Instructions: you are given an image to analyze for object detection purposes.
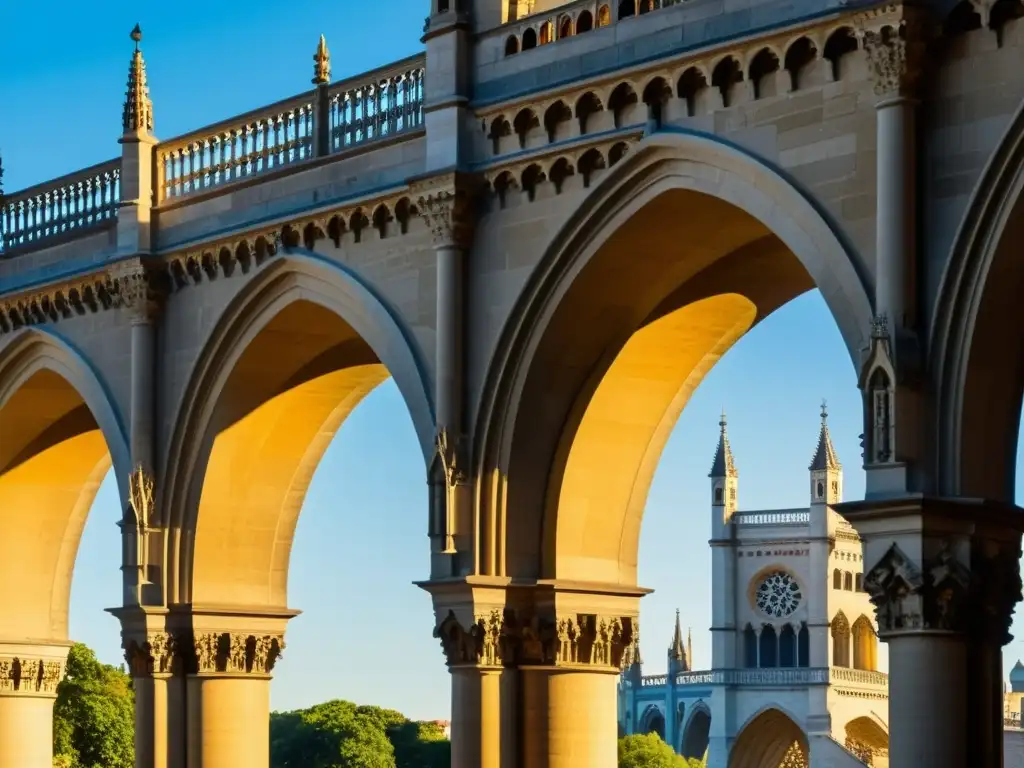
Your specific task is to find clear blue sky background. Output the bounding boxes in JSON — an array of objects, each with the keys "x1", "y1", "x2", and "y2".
[{"x1": 4, "y1": 0, "x2": 1024, "y2": 724}]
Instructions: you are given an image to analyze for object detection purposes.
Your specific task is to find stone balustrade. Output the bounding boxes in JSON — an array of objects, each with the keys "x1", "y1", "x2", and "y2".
[
  {"x1": 0, "y1": 159, "x2": 120, "y2": 255},
  {"x1": 156, "y1": 54, "x2": 425, "y2": 202},
  {"x1": 637, "y1": 666, "x2": 890, "y2": 687},
  {"x1": 156, "y1": 93, "x2": 318, "y2": 201},
  {"x1": 325, "y1": 56, "x2": 425, "y2": 153},
  {"x1": 732, "y1": 510, "x2": 810, "y2": 526}
]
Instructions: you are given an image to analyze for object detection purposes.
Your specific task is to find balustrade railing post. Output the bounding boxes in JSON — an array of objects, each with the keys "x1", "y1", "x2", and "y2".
[{"x1": 312, "y1": 35, "x2": 332, "y2": 158}]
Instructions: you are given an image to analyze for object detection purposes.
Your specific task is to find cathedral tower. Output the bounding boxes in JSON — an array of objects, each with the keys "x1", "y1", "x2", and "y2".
[
  {"x1": 809, "y1": 401, "x2": 842, "y2": 507},
  {"x1": 709, "y1": 411, "x2": 738, "y2": 539}
]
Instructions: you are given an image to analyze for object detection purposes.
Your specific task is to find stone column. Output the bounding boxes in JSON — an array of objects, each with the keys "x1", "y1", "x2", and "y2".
[
  {"x1": 858, "y1": 5, "x2": 930, "y2": 333},
  {"x1": 517, "y1": 612, "x2": 636, "y2": 768},
  {"x1": 122, "y1": 630, "x2": 183, "y2": 768},
  {"x1": 0, "y1": 643, "x2": 68, "y2": 768},
  {"x1": 841, "y1": 496, "x2": 1024, "y2": 768},
  {"x1": 185, "y1": 630, "x2": 285, "y2": 768},
  {"x1": 416, "y1": 176, "x2": 476, "y2": 570}
]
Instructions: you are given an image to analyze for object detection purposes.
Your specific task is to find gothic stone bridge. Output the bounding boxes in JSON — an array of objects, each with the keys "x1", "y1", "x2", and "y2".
[{"x1": 1, "y1": 0, "x2": 1024, "y2": 766}]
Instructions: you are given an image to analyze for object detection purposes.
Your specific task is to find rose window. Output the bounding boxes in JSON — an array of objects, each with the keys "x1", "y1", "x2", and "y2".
[{"x1": 755, "y1": 571, "x2": 802, "y2": 618}]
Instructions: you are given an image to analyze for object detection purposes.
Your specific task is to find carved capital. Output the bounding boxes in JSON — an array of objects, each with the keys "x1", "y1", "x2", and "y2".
[
  {"x1": 190, "y1": 632, "x2": 284, "y2": 675},
  {"x1": 863, "y1": 537, "x2": 1021, "y2": 641},
  {"x1": 123, "y1": 633, "x2": 179, "y2": 677},
  {"x1": 436, "y1": 610, "x2": 637, "y2": 669},
  {"x1": 0, "y1": 656, "x2": 66, "y2": 695},
  {"x1": 112, "y1": 266, "x2": 164, "y2": 323},
  {"x1": 416, "y1": 179, "x2": 478, "y2": 248},
  {"x1": 857, "y1": 4, "x2": 934, "y2": 100}
]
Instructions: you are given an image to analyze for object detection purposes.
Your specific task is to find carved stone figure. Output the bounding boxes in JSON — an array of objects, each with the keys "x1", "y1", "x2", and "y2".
[
  {"x1": 434, "y1": 429, "x2": 465, "y2": 555},
  {"x1": 863, "y1": 543, "x2": 924, "y2": 632}
]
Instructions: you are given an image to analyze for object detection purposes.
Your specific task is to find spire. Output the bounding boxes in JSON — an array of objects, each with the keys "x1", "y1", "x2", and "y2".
[
  {"x1": 313, "y1": 34, "x2": 331, "y2": 85},
  {"x1": 122, "y1": 25, "x2": 154, "y2": 137},
  {"x1": 687, "y1": 626, "x2": 693, "y2": 671},
  {"x1": 668, "y1": 609, "x2": 688, "y2": 669},
  {"x1": 708, "y1": 410, "x2": 737, "y2": 478},
  {"x1": 809, "y1": 400, "x2": 841, "y2": 472}
]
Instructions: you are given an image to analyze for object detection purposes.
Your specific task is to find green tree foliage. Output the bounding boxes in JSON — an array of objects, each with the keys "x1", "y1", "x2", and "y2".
[
  {"x1": 52, "y1": 643, "x2": 135, "y2": 768},
  {"x1": 618, "y1": 733, "x2": 702, "y2": 768},
  {"x1": 270, "y1": 700, "x2": 450, "y2": 768}
]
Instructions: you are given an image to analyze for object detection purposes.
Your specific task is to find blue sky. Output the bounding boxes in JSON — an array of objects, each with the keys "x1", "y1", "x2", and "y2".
[{"x1": 4, "y1": 0, "x2": 1024, "y2": 723}]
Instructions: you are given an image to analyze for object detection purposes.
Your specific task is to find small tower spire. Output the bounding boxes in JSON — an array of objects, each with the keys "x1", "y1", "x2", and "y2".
[
  {"x1": 709, "y1": 409, "x2": 737, "y2": 479},
  {"x1": 809, "y1": 400, "x2": 841, "y2": 472},
  {"x1": 312, "y1": 34, "x2": 331, "y2": 85},
  {"x1": 809, "y1": 400, "x2": 843, "y2": 504},
  {"x1": 687, "y1": 626, "x2": 693, "y2": 670},
  {"x1": 122, "y1": 24, "x2": 154, "y2": 137},
  {"x1": 668, "y1": 609, "x2": 690, "y2": 674}
]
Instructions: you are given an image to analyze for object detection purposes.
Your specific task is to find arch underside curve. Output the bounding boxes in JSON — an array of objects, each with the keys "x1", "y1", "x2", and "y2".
[
  {"x1": 163, "y1": 253, "x2": 434, "y2": 606},
  {"x1": 681, "y1": 702, "x2": 711, "y2": 759},
  {"x1": 0, "y1": 328, "x2": 130, "y2": 640},
  {"x1": 934, "y1": 97, "x2": 1024, "y2": 499},
  {"x1": 729, "y1": 708, "x2": 808, "y2": 768},
  {"x1": 477, "y1": 130, "x2": 873, "y2": 583}
]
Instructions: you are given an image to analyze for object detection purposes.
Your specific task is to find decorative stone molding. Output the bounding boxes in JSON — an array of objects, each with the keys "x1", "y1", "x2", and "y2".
[
  {"x1": 971, "y1": 538, "x2": 1023, "y2": 645},
  {"x1": 123, "y1": 633, "x2": 179, "y2": 677},
  {"x1": 434, "y1": 609, "x2": 636, "y2": 669},
  {"x1": 859, "y1": 314, "x2": 897, "y2": 466},
  {"x1": 0, "y1": 274, "x2": 121, "y2": 334},
  {"x1": 434, "y1": 428, "x2": 468, "y2": 554},
  {"x1": 189, "y1": 632, "x2": 284, "y2": 675},
  {"x1": 856, "y1": 4, "x2": 933, "y2": 100},
  {"x1": 415, "y1": 176, "x2": 479, "y2": 248},
  {"x1": 0, "y1": 656, "x2": 65, "y2": 695}
]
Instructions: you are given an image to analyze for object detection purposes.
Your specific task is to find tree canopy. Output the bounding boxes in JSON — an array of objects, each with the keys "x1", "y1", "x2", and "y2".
[
  {"x1": 618, "y1": 733, "x2": 704, "y2": 768},
  {"x1": 52, "y1": 643, "x2": 135, "y2": 768},
  {"x1": 270, "y1": 699, "x2": 450, "y2": 768}
]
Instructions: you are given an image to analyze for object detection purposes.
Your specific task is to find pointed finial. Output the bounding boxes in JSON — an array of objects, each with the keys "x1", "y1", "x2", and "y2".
[
  {"x1": 820, "y1": 399, "x2": 828, "y2": 423},
  {"x1": 122, "y1": 25, "x2": 154, "y2": 136},
  {"x1": 312, "y1": 34, "x2": 331, "y2": 85},
  {"x1": 719, "y1": 408, "x2": 727, "y2": 430}
]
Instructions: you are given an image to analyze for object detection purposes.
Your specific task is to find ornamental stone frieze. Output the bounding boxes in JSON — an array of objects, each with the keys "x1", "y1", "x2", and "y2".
[
  {"x1": 123, "y1": 633, "x2": 179, "y2": 677},
  {"x1": 862, "y1": 536, "x2": 1022, "y2": 641},
  {"x1": 434, "y1": 608, "x2": 636, "y2": 670},
  {"x1": 856, "y1": 3, "x2": 935, "y2": 100},
  {"x1": 0, "y1": 656, "x2": 65, "y2": 695},
  {"x1": 190, "y1": 632, "x2": 285, "y2": 676}
]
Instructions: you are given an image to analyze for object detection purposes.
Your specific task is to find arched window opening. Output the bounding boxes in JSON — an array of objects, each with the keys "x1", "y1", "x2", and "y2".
[
  {"x1": 798, "y1": 623, "x2": 810, "y2": 667},
  {"x1": 598, "y1": 4, "x2": 612, "y2": 25},
  {"x1": 558, "y1": 15, "x2": 573, "y2": 38},
  {"x1": 504, "y1": 35, "x2": 520, "y2": 56},
  {"x1": 852, "y1": 616, "x2": 877, "y2": 671},
  {"x1": 855, "y1": 573, "x2": 863, "y2": 591},
  {"x1": 618, "y1": 0, "x2": 636, "y2": 19},
  {"x1": 577, "y1": 10, "x2": 594, "y2": 32},
  {"x1": 823, "y1": 27, "x2": 858, "y2": 81},
  {"x1": 714, "y1": 486, "x2": 723, "y2": 503},
  {"x1": 784, "y1": 37, "x2": 817, "y2": 91},
  {"x1": 779, "y1": 624, "x2": 796, "y2": 667},
  {"x1": 832, "y1": 568, "x2": 842, "y2": 589},
  {"x1": 831, "y1": 612, "x2": 851, "y2": 667},
  {"x1": 743, "y1": 624, "x2": 758, "y2": 668},
  {"x1": 759, "y1": 624, "x2": 778, "y2": 668},
  {"x1": 539, "y1": 21, "x2": 554, "y2": 45},
  {"x1": 843, "y1": 571, "x2": 853, "y2": 591},
  {"x1": 522, "y1": 27, "x2": 538, "y2": 50}
]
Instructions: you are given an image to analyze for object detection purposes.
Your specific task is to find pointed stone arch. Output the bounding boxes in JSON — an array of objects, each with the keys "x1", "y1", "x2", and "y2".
[
  {"x1": 162, "y1": 252, "x2": 434, "y2": 606},
  {"x1": 0, "y1": 328, "x2": 131, "y2": 640},
  {"x1": 729, "y1": 706, "x2": 808, "y2": 768},
  {"x1": 831, "y1": 610, "x2": 851, "y2": 667},
  {"x1": 474, "y1": 130, "x2": 873, "y2": 582},
  {"x1": 639, "y1": 703, "x2": 666, "y2": 739},
  {"x1": 680, "y1": 699, "x2": 711, "y2": 759},
  {"x1": 933, "y1": 98, "x2": 1024, "y2": 499}
]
